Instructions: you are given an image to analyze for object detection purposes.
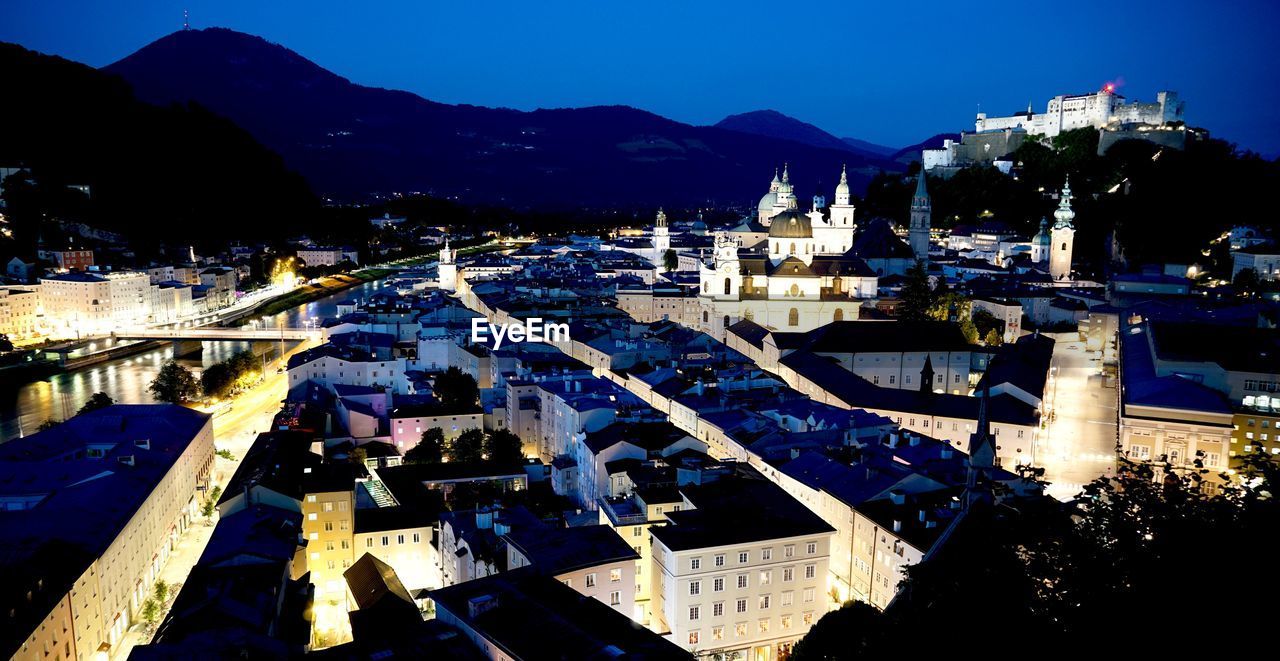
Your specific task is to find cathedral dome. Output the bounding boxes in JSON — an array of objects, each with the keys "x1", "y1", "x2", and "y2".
[
  {"x1": 768, "y1": 210, "x2": 813, "y2": 238},
  {"x1": 758, "y1": 191, "x2": 779, "y2": 213}
]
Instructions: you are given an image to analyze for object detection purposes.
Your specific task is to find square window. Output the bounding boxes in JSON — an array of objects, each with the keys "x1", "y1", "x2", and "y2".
[
  {"x1": 736, "y1": 598, "x2": 748, "y2": 613},
  {"x1": 611, "y1": 569, "x2": 622, "y2": 582}
]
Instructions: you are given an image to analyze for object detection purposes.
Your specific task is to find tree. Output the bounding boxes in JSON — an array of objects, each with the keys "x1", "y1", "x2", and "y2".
[
  {"x1": 37, "y1": 419, "x2": 59, "y2": 431},
  {"x1": 485, "y1": 428, "x2": 525, "y2": 464},
  {"x1": 971, "y1": 308, "x2": 1005, "y2": 345},
  {"x1": 405, "y1": 427, "x2": 445, "y2": 464},
  {"x1": 897, "y1": 261, "x2": 934, "y2": 322},
  {"x1": 663, "y1": 248, "x2": 678, "y2": 272},
  {"x1": 448, "y1": 428, "x2": 486, "y2": 464},
  {"x1": 77, "y1": 392, "x2": 114, "y2": 415},
  {"x1": 201, "y1": 362, "x2": 233, "y2": 399},
  {"x1": 150, "y1": 361, "x2": 199, "y2": 403},
  {"x1": 0, "y1": 333, "x2": 13, "y2": 353},
  {"x1": 202, "y1": 485, "x2": 222, "y2": 519},
  {"x1": 140, "y1": 598, "x2": 159, "y2": 626},
  {"x1": 1234, "y1": 267, "x2": 1260, "y2": 297},
  {"x1": 153, "y1": 579, "x2": 169, "y2": 604},
  {"x1": 433, "y1": 367, "x2": 479, "y2": 412},
  {"x1": 790, "y1": 601, "x2": 884, "y2": 660}
]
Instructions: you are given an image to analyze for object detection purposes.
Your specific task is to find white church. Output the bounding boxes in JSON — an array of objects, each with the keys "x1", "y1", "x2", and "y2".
[{"x1": 697, "y1": 166, "x2": 930, "y2": 340}]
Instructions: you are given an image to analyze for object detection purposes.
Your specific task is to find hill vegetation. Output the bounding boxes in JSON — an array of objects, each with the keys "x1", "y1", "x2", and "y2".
[{"x1": 0, "y1": 42, "x2": 319, "y2": 249}]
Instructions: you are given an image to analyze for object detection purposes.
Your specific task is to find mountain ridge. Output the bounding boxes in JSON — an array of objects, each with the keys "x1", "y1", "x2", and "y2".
[{"x1": 104, "y1": 28, "x2": 902, "y2": 207}]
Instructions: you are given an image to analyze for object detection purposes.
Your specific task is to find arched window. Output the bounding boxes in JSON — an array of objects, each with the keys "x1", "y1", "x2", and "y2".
[
  {"x1": 788, "y1": 308, "x2": 799, "y2": 326},
  {"x1": 1061, "y1": 242, "x2": 1067, "y2": 251},
  {"x1": 789, "y1": 284, "x2": 800, "y2": 297},
  {"x1": 702, "y1": 311, "x2": 709, "y2": 323},
  {"x1": 724, "y1": 277, "x2": 732, "y2": 295},
  {"x1": 790, "y1": 242, "x2": 796, "y2": 255},
  {"x1": 723, "y1": 315, "x2": 731, "y2": 329},
  {"x1": 833, "y1": 308, "x2": 844, "y2": 322},
  {"x1": 832, "y1": 276, "x2": 842, "y2": 294},
  {"x1": 703, "y1": 282, "x2": 708, "y2": 293}
]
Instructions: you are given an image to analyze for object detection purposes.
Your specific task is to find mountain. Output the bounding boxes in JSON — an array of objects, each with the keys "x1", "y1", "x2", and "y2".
[
  {"x1": 888, "y1": 132, "x2": 962, "y2": 165},
  {"x1": 840, "y1": 137, "x2": 897, "y2": 157},
  {"x1": 104, "y1": 29, "x2": 901, "y2": 208},
  {"x1": 713, "y1": 110, "x2": 899, "y2": 163},
  {"x1": 0, "y1": 41, "x2": 317, "y2": 246}
]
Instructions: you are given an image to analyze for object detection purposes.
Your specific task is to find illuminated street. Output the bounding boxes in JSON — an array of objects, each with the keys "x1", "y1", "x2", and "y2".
[{"x1": 1036, "y1": 336, "x2": 1119, "y2": 501}]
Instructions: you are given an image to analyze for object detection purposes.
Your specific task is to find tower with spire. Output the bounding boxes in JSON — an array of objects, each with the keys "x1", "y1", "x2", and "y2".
[
  {"x1": 919, "y1": 354, "x2": 936, "y2": 393},
  {"x1": 909, "y1": 171, "x2": 931, "y2": 262},
  {"x1": 829, "y1": 164, "x2": 856, "y2": 231},
  {"x1": 1049, "y1": 178, "x2": 1076, "y2": 281},
  {"x1": 964, "y1": 385, "x2": 997, "y2": 509},
  {"x1": 438, "y1": 239, "x2": 458, "y2": 292},
  {"x1": 774, "y1": 164, "x2": 795, "y2": 214},
  {"x1": 652, "y1": 208, "x2": 671, "y2": 267}
]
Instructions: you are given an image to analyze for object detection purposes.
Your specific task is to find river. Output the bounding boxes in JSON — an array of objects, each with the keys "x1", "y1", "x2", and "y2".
[{"x1": 0, "y1": 275, "x2": 398, "y2": 441}]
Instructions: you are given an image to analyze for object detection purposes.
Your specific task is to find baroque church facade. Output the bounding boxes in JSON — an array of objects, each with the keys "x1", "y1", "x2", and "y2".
[{"x1": 698, "y1": 166, "x2": 926, "y2": 340}]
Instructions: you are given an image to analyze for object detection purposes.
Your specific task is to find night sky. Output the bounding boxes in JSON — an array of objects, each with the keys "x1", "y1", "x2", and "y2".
[{"x1": 3, "y1": 0, "x2": 1279, "y2": 155}]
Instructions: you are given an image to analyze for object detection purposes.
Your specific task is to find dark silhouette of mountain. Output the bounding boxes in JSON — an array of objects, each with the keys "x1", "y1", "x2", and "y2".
[
  {"x1": 0, "y1": 41, "x2": 318, "y2": 246},
  {"x1": 105, "y1": 29, "x2": 900, "y2": 207},
  {"x1": 713, "y1": 110, "x2": 900, "y2": 164},
  {"x1": 840, "y1": 136, "x2": 897, "y2": 157},
  {"x1": 889, "y1": 132, "x2": 962, "y2": 165}
]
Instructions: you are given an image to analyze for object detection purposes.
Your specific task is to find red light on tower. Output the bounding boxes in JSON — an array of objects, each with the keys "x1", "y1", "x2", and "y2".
[{"x1": 1104, "y1": 83, "x2": 1116, "y2": 93}]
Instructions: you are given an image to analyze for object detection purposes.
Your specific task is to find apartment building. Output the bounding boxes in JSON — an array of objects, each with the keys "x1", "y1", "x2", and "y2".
[
  {"x1": 648, "y1": 468, "x2": 835, "y2": 660},
  {"x1": 0, "y1": 286, "x2": 39, "y2": 339},
  {"x1": 1, "y1": 406, "x2": 214, "y2": 661}
]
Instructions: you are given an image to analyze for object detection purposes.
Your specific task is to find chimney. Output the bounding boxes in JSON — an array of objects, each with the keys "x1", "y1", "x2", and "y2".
[
  {"x1": 475, "y1": 508, "x2": 494, "y2": 530},
  {"x1": 909, "y1": 435, "x2": 920, "y2": 447},
  {"x1": 918, "y1": 509, "x2": 927, "y2": 522},
  {"x1": 892, "y1": 520, "x2": 902, "y2": 533},
  {"x1": 889, "y1": 490, "x2": 905, "y2": 505}
]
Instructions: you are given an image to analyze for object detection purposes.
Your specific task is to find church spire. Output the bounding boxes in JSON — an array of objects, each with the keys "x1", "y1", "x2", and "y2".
[
  {"x1": 1053, "y1": 176, "x2": 1075, "y2": 229},
  {"x1": 965, "y1": 384, "x2": 997, "y2": 509},
  {"x1": 919, "y1": 354, "x2": 935, "y2": 393},
  {"x1": 911, "y1": 170, "x2": 930, "y2": 210}
]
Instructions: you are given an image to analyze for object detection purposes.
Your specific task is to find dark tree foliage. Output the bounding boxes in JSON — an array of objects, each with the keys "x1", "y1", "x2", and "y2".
[
  {"x1": 448, "y1": 428, "x2": 486, "y2": 464},
  {"x1": 77, "y1": 392, "x2": 115, "y2": 415},
  {"x1": 862, "y1": 129, "x2": 1280, "y2": 272},
  {"x1": 404, "y1": 427, "x2": 445, "y2": 464},
  {"x1": 0, "y1": 42, "x2": 319, "y2": 250},
  {"x1": 790, "y1": 454, "x2": 1280, "y2": 658},
  {"x1": 896, "y1": 261, "x2": 934, "y2": 322},
  {"x1": 484, "y1": 428, "x2": 525, "y2": 464},
  {"x1": 201, "y1": 363, "x2": 233, "y2": 399},
  {"x1": 149, "y1": 360, "x2": 199, "y2": 403},
  {"x1": 433, "y1": 367, "x2": 480, "y2": 413}
]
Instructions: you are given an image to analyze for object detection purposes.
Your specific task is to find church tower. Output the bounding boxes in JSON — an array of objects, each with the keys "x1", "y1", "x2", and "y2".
[
  {"x1": 1050, "y1": 178, "x2": 1076, "y2": 281},
  {"x1": 773, "y1": 164, "x2": 795, "y2": 217},
  {"x1": 438, "y1": 239, "x2": 458, "y2": 292},
  {"x1": 652, "y1": 208, "x2": 671, "y2": 268},
  {"x1": 964, "y1": 386, "x2": 997, "y2": 509},
  {"x1": 829, "y1": 165, "x2": 856, "y2": 232},
  {"x1": 1031, "y1": 217, "x2": 1051, "y2": 264},
  {"x1": 909, "y1": 171, "x2": 931, "y2": 261}
]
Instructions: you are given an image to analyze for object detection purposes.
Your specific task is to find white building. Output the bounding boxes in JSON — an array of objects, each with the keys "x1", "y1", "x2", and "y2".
[
  {"x1": 648, "y1": 470, "x2": 835, "y2": 660},
  {"x1": 698, "y1": 167, "x2": 879, "y2": 341},
  {"x1": 975, "y1": 88, "x2": 1184, "y2": 138},
  {"x1": 38, "y1": 271, "x2": 151, "y2": 336},
  {"x1": 1049, "y1": 180, "x2": 1076, "y2": 281},
  {"x1": 0, "y1": 287, "x2": 40, "y2": 339}
]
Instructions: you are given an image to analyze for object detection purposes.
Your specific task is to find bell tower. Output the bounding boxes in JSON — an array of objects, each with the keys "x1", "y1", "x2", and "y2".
[
  {"x1": 909, "y1": 172, "x2": 931, "y2": 261},
  {"x1": 1050, "y1": 178, "x2": 1076, "y2": 281}
]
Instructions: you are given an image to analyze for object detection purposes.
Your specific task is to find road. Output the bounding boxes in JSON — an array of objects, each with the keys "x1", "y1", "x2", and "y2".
[
  {"x1": 109, "y1": 337, "x2": 318, "y2": 660},
  {"x1": 1035, "y1": 337, "x2": 1119, "y2": 501}
]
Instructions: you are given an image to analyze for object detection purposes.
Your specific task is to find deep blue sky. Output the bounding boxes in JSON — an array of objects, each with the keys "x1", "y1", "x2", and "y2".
[{"x1": 4, "y1": 0, "x2": 1279, "y2": 155}]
